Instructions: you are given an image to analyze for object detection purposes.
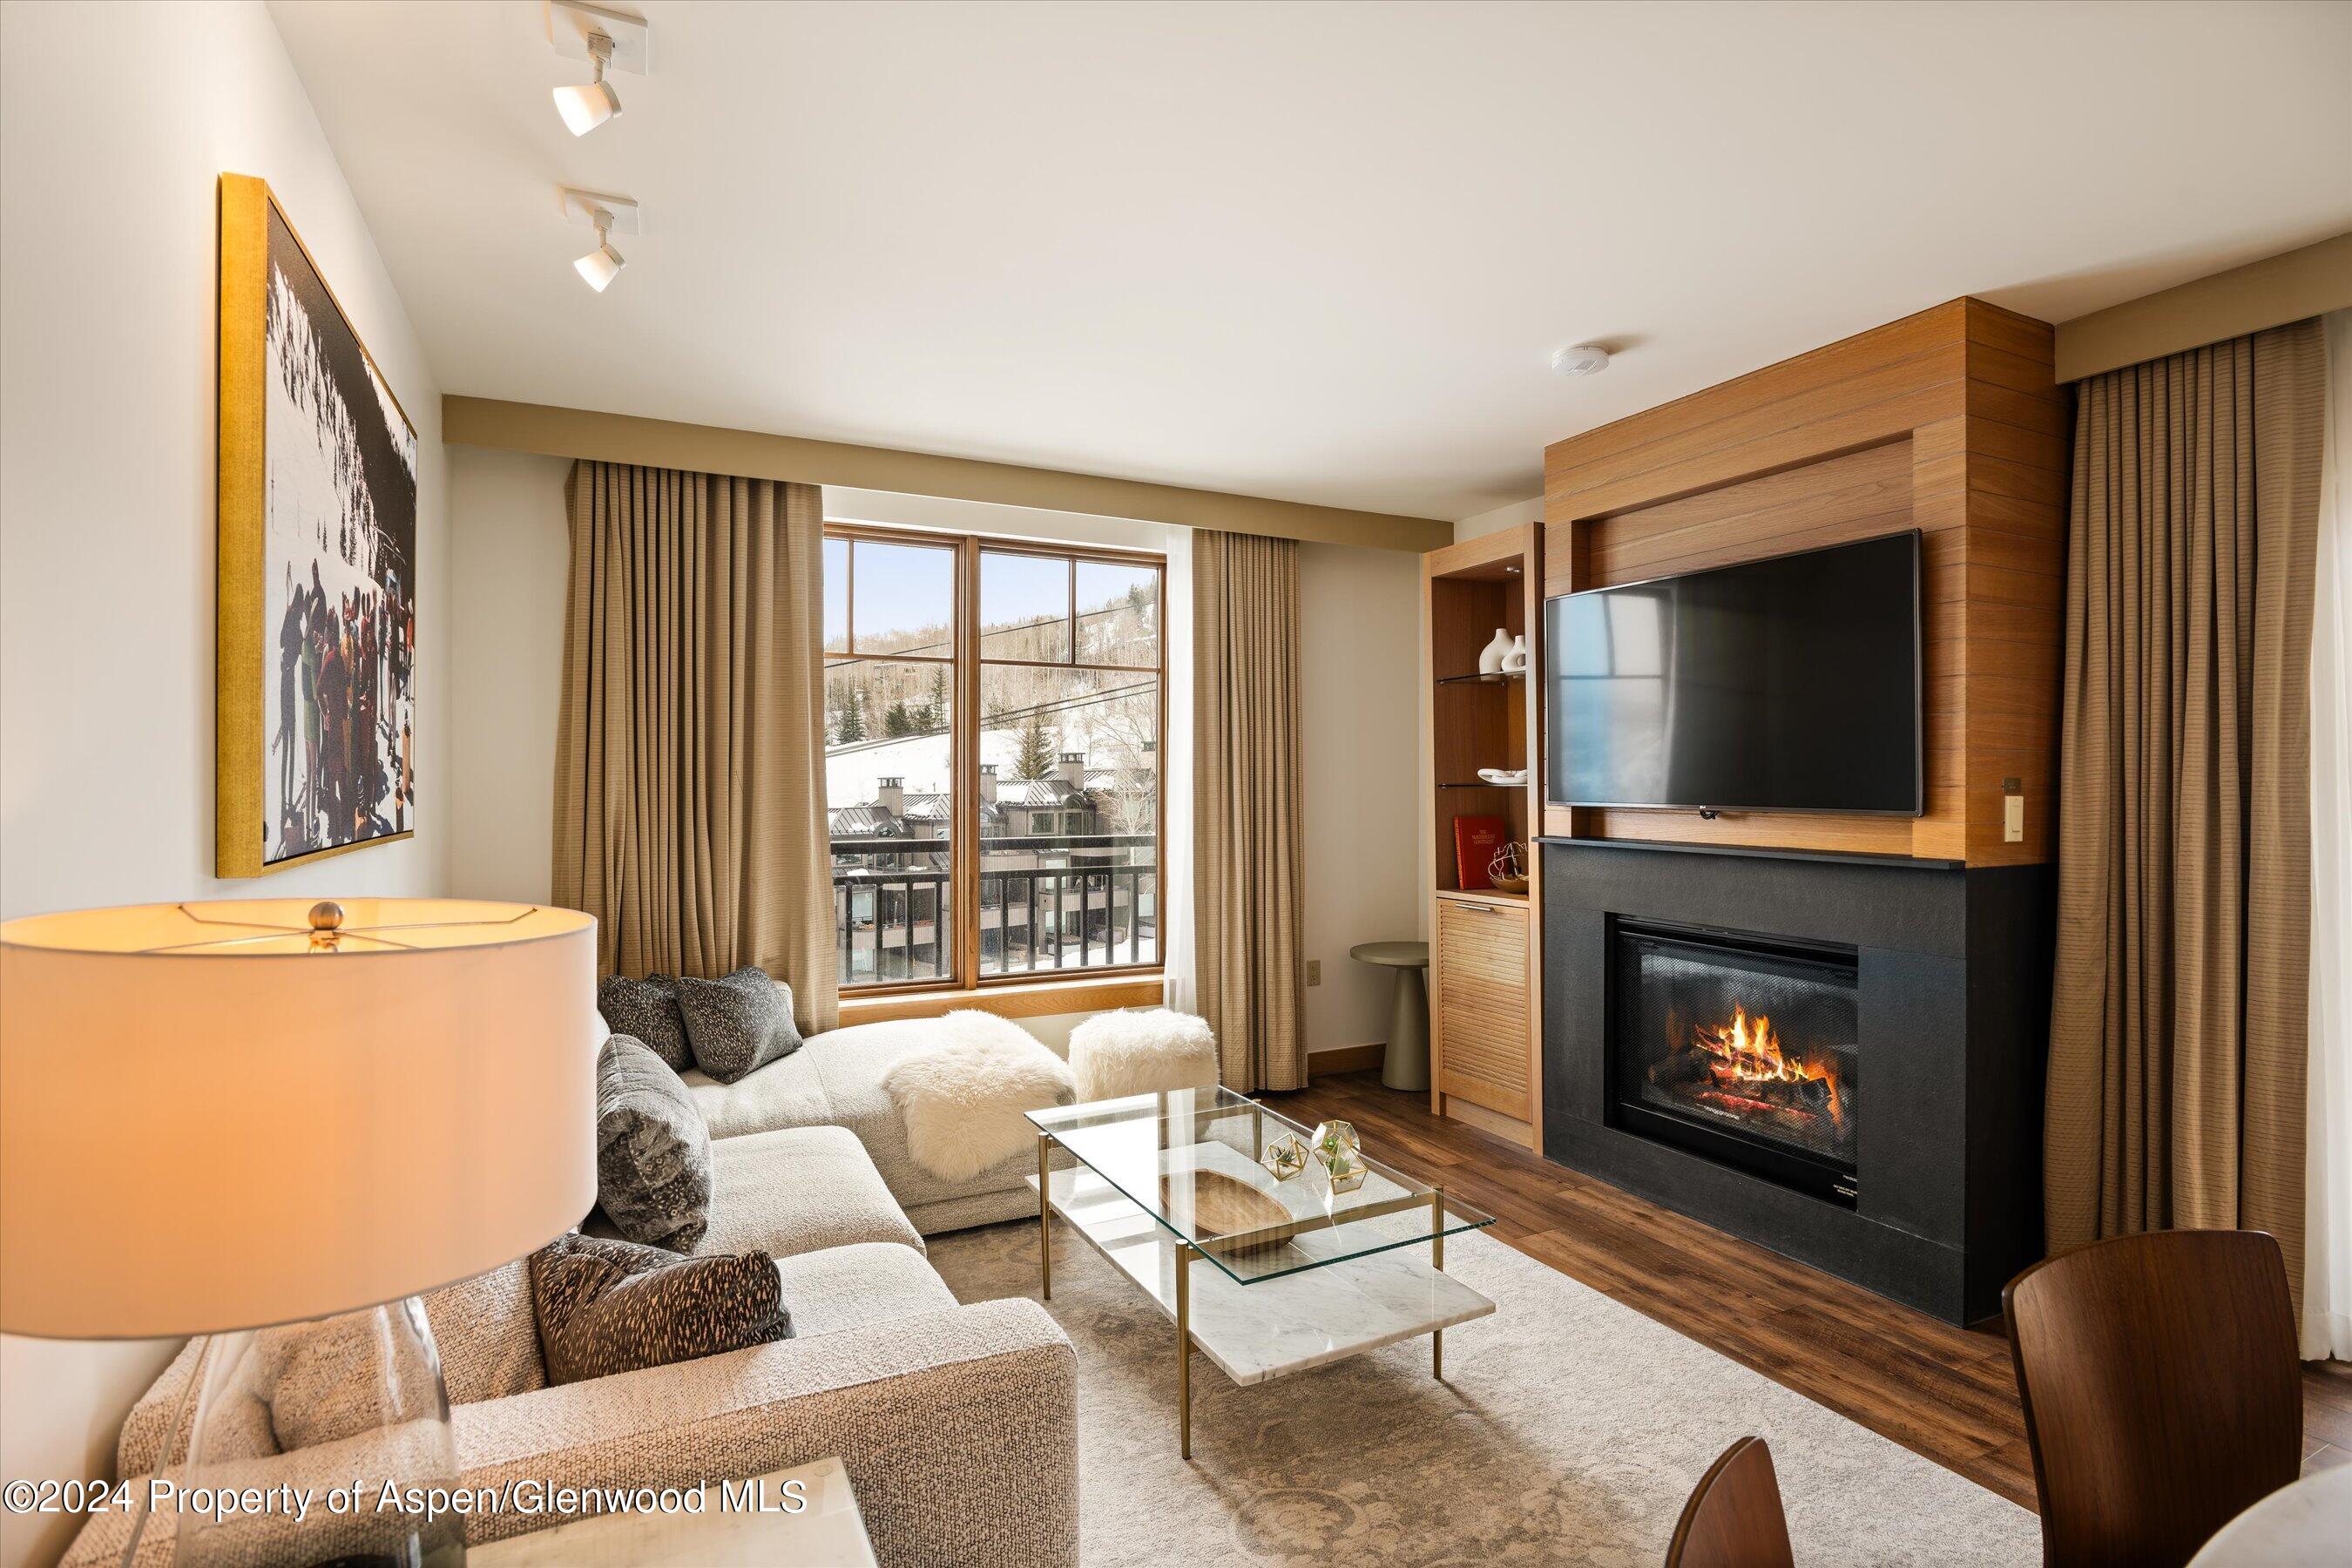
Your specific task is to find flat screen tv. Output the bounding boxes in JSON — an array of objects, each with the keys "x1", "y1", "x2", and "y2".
[{"x1": 1544, "y1": 531, "x2": 1923, "y2": 816}]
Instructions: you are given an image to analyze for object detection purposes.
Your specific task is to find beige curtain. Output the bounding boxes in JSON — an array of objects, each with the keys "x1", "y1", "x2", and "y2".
[
  {"x1": 1193, "y1": 530, "x2": 1306, "y2": 1092},
  {"x1": 2046, "y1": 318, "x2": 2326, "y2": 1310},
  {"x1": 552, "y1": 461, "x2": 839, "y2": 1034}
]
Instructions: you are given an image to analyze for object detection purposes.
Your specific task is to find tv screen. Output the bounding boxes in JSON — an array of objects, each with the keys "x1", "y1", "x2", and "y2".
[{"x1": 1545, "y1": 531, "x2": 1922, "y2": 815}]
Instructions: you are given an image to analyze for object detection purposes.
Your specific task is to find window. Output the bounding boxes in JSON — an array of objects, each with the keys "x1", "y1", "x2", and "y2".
[{"x1": 825, "y1": 526, "x2": 1162, "y2": 992}]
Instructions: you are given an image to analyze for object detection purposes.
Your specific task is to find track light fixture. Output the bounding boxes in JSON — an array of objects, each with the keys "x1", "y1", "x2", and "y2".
[
  {"x1": 547, "y1": 2, "x2": 647, "y2": 134},
  {"x1": 559, "y1": 187, "x2": 639, "y2": 294},
  {"x1": 574, "y1": 208, "x2": 625, "y2": 292},
  {"x1": 553, "y1": 31, "x2": 622, "y2": 136}
]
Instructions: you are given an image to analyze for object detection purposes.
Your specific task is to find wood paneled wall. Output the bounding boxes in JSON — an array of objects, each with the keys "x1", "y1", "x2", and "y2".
[{"x1": 1542, "y1": 299, "x2": 2069, "y2": 865}]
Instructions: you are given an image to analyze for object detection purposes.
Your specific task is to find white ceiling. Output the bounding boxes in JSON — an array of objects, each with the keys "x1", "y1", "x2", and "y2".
[{"x1": 268, "y1": 0, "x2": 2352, "y2": 521}]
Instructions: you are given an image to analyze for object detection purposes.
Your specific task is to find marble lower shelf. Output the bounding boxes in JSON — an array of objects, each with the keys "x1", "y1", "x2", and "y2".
[{"x1": 1026, "y1": 1161, "x2": 1494, "y2": 1388}]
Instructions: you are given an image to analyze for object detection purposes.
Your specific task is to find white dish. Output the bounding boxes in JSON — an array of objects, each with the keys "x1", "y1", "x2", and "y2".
[{"x1": 1477, "y1": 767, "x2": 1529, "y2": 787}]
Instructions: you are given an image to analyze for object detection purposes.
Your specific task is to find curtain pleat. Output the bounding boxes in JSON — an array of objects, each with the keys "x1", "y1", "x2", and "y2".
[
  {"x1": 551, "y1": 461, "x2": 839, "y2": 1033},
  {"x1": 2045, "y1": 318, "x2": 2324, "y2": 1313},
  {"x1": 1193, "y1": 530, "x2": 1306, "y2": 1092}
]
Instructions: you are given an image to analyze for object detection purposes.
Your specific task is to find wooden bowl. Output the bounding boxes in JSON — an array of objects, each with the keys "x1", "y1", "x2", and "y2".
[
  {"x1": 1163, "y1": 1169, "x2": 1292, "y2": 1254},
  {"x1": 1490, "y1": 874, "x2": 1530, "y2": 895}
]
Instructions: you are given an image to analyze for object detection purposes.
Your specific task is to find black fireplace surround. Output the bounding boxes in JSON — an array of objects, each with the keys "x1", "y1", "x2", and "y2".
[{"x1": 1541, "y1": 838, "x2": 2052, "y2": 1325}]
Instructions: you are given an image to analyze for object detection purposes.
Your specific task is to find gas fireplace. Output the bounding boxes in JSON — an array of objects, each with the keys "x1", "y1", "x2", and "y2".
[{"x1": 1610, "y1": 919, "x2": 1860, "y2": 1206}]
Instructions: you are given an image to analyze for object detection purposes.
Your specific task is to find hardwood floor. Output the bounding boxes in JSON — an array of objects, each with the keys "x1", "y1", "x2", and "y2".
[{"x1": 1271, "y1": 1070, "x2": 2352, "y2": 1510}]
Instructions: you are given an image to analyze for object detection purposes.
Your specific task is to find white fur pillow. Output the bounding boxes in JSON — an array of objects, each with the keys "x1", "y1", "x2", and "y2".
[
  {"x1": 881, "y1": 1010, "x2": 1077, "y2": 1182},
  {"x1": 1068, "y1": 1009, "x2": 1219, "y2": 1100}
]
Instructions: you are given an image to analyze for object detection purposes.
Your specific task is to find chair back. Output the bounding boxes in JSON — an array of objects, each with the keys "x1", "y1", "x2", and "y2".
[
  {"x1": 1666, "y1": 1436, "x2": 1794, "y2": 1568},
  {"x1": 2003, "y1": 1229, "x2": 2300, "y2": 1566}
]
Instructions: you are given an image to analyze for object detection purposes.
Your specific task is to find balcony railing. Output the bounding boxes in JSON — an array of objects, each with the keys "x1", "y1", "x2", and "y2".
[{"x1": 831, "y1": 833, "x2": 1157, "y2": 986}]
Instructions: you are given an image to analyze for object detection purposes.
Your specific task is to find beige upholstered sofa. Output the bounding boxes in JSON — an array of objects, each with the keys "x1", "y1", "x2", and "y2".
[
  {"x1": 64, "y1": 1019, "x2": 1080, "y2": 1568},
  {"x1": 681, "y1": 1015, "x2": 1068, "y2": 1236}
]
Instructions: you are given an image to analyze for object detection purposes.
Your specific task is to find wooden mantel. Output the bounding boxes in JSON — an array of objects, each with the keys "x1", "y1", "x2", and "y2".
[{"x1": 1541, "y1": 298, "x2": 2071, "y2": 867}]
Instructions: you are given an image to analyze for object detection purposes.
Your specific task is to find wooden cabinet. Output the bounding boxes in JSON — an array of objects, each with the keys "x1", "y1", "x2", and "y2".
[
  {"x1": 1433, "y1": 894, "x2": 1531, "y2": 1122},
  {"x1": 1421, "y1": 525, "x2": 1542, "y2": 1150}
]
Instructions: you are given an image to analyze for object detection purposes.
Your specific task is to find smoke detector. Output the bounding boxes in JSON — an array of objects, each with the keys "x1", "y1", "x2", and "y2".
[{"x1": 1551, "y1": 343, "x2": 1612, "y2": 378}]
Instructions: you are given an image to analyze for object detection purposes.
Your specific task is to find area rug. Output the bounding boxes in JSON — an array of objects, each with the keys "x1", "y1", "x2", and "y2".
[{"x1": 927, "y1": 1221, "x2": 2039, "y2": 1566}]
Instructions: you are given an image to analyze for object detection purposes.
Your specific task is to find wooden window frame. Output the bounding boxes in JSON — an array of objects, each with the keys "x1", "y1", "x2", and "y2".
[{"x1": 823, "y1": 522, "x2": 1168, "y2": 1004}]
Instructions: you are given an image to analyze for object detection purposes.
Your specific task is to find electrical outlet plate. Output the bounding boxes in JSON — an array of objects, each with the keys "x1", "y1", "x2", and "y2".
[
  {"x1": 558, "y1": 187, "x2": 641, "y2": 235},
  {"x1": 2004, "y1": 784, "x2": 2025, "y2": 843},
  {"x1": 548, "y1": 0, "x2": 650, "y2": 75},
  {"x1": 1306, "y1": 959, "x2": 1321, "y2": 987}
]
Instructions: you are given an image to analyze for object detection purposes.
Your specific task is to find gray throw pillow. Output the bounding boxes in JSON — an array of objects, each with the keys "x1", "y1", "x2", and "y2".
[
  {"x1": 596, "y1": 1036, "x2": 712, "y2": 1252},
  {"x1": 675, "y1": 966, "x2": 802, "y2": 1085},
  {"x1": 529, "y1": 1233, "x2": 789, "y2": 1387},
  {"x1": 597, "y1": 973, "x2": 693, "y2": 1071}
]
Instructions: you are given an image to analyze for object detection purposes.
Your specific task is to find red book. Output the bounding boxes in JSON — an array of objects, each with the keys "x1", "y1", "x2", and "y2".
[{"x1": 1453, "y1": 815, "x2": 1507, "y2": 890}]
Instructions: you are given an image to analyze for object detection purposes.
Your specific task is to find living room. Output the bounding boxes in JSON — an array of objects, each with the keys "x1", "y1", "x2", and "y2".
[{"x1": 2, "y1": 3, "x2": 2348, "y2": 1565}]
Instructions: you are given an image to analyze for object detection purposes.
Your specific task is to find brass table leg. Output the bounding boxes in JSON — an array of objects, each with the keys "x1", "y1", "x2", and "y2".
[
  {"x1": 1037, "y1": 1133, "x2": 1053, "y2": 1301},
  {"x1": 1431, "y1": 1186, "x2": 1446, "y2": 1381},
  {"x1": 1177, "y1": 1242, "x2": 1195, "y2": 1459}
]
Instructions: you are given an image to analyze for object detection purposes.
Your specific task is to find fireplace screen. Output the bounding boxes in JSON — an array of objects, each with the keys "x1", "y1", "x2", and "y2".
[{"x1": 1611, "y1": 920, "x2": 1859, "y2": 1201}]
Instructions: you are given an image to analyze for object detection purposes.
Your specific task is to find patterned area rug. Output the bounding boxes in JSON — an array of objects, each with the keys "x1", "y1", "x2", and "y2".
[{"x1": 927, "y1": 1220, "x2": 2038, "y2": 1566}]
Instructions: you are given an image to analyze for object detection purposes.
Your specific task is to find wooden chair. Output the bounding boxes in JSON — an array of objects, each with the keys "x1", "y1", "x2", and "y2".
[
  {"x1": 2002, "y1": 1230, "x2": 2300, "y2": 1566},
  {"x1": 1666, "y1": 1436, "x2": 1794, "y2": 1568}
]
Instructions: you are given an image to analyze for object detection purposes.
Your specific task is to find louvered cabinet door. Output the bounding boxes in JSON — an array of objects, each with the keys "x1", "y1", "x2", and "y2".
[{"x1": 1433, "y1": 896, "x2": 1531, "y2": 1121}]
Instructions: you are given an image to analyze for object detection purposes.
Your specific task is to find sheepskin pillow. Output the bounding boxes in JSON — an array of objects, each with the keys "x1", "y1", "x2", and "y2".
[
  {"x1": 881, "y1": 1010, "x2": 1077, "y2": 1182},
  {"x1": 1068, "y1": 1009, "x2": 1220, "y2": 1100}
]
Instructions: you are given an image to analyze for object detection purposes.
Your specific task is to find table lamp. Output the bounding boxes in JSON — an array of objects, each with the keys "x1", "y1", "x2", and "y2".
[{"x1": 0, "y1": 898, "x2": 598, "y2": 1567}]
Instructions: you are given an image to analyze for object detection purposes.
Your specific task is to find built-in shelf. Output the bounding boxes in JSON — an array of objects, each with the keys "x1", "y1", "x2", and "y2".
[{"x1": 1423, "y1": 522, "x2": 1544, "y2": 1156}]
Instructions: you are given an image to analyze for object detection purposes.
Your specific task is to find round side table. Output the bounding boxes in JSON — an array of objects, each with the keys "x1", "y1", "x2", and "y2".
[{"x1": 1350, "y1": 941, "x2": 1431, "y2": 1092}]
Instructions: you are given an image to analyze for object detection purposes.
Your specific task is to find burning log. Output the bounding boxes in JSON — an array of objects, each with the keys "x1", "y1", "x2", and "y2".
[{"x1": 1651, "y1": 1002, "x2": 1840, "y2": 1124}]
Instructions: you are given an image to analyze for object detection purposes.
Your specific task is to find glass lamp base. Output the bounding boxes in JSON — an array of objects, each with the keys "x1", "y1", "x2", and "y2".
[{"x1": 143, "y1": 1296, "x2": 464, "y2": 1568}]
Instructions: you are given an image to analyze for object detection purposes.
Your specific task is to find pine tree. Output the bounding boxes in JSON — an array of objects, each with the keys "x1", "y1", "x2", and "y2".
[
  {"x1": 925, "y1": 667, "x2": 950, "y2": 732},
  {"x1": 835, "y1": 687, "x2": 866, "y2": 743},
  {"x1": 883, "y1": 700, "x2": 915, "y2": 738},
  {"x1": 1010, "y1": 710, "x2": 1057, "y2": 781}
]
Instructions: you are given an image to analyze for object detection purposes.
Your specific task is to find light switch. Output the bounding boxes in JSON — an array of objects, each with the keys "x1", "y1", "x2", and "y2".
[{"x1": 2004, "y1": 778, "x2": 2024, "y2": 843}]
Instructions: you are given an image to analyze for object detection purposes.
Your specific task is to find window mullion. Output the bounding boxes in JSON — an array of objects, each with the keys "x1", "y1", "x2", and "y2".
[{"x1": 956, "y1": 534, "x2": 983, "y2": 990}]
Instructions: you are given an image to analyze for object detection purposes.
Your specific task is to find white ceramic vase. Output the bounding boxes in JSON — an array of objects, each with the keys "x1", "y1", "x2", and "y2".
[
  {"x1": 1478, "y1": 627, "x2": 1514, "y2": 674},
  {"x1": 1502, "y1": 633, "x2": 1530, "y2": 673}
]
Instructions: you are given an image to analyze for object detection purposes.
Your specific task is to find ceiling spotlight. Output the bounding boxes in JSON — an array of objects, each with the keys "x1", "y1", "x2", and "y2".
[
  {"x1": 575, "y1": 209, "x2": 625, "y2": 292},
  {"x1": 560, "y1": 187, "x2": 639, "y2": 293},
  {"x1": 1551, "y1": 343, "x2": 1612, "y2": 378},
  {"x1": 553, "y1": 32, "x2": 622, "y2": 136}
]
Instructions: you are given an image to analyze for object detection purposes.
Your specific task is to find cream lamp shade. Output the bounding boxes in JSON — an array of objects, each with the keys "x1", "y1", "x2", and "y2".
[{"x1": 0, "y1": 898, "x2": 598, "y2": 1339}]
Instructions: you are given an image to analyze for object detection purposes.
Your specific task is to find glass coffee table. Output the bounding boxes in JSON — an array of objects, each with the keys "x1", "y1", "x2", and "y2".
[{"x1": 1027, "y1": 1086, "x2": 1495, "y2": 1458}]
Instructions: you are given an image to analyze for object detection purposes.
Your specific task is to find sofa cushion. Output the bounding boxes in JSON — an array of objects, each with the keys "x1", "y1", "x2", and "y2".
[
  {"x1": 772, "y1": 1242, "x2": 958, "y2": 1339},
  {"x1": 682, "y1": 1045, "x2": 830, "y2": 1140},
  {"x1": 597, "y1": 973, "x2": 692, "y2": 1071},
  {"x1": 422, "y1": 1260, "x2": 547, "y2": 1404},
  {"x1": 595, "y1": 1036, "x2": 713, "y2": 1252},
  {"x1": 697, "y1": 1125, "x2": 925, "y2": 1260},
  {"x1": 676, "y1": 966, "x2": 802, "y2": 1083},
  {"x1": 531, "y1": 1233, "x2": 789, "y2": 1387}
]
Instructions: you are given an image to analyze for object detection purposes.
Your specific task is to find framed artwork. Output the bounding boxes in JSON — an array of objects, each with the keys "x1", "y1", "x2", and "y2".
[{"x1": 216, "y1": 173, "x2": 419, "y2": 877}]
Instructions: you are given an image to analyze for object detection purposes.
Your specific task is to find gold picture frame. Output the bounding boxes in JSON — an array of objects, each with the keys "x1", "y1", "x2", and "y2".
[{"x1": 217, "y1": 173, "x2": 420, "y2": 877}]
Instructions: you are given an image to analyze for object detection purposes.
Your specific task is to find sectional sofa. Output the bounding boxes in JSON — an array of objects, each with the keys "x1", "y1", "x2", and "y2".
[{"x1": 64, "y1": 1016, "x2": 1081, "y2": 1568}]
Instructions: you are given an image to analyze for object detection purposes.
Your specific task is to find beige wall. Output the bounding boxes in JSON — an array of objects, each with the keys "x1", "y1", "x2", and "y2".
[
  {"x1": 446, "y1": 447, "x2": 571, "y2": 902},
  {"x1": 0, "y1": 4, "x2": 449, "y2": 1565},
  {"x1": 445, "y1": 452, "x2": 1424, "y2": 1054},
  {"x1": 1297, "y1": 542, "x2": 1428, "y2": 1048}
]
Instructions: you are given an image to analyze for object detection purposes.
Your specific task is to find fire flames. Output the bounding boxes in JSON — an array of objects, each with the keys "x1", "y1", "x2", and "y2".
[{"x1": 1686, "y1": 1005, "x2": 1840, "y2": 1124}]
